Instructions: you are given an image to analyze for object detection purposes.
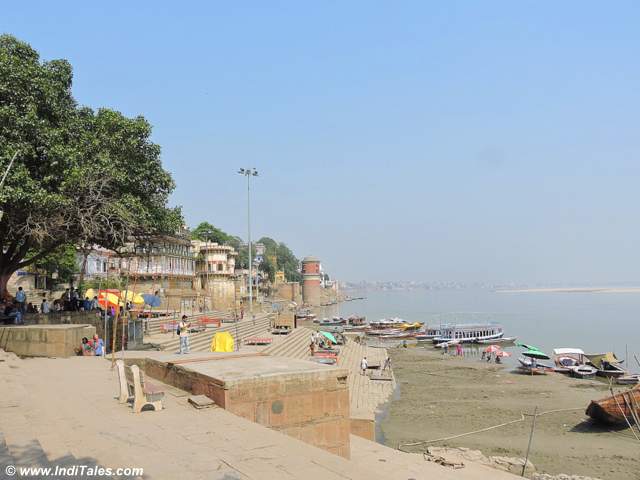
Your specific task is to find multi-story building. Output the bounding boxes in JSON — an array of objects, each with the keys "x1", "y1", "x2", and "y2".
[
  {"x1": 120, "y1": 233, "x2": 197, "y2": 312},
  {"x1": 192, "y1": 240, "x2": 238, "y2": 311}
]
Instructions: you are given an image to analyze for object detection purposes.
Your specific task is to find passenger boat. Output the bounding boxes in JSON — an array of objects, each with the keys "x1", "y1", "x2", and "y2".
[
  {"x1": 347, "y1": 315, "x2": 366, "y2": 326},
  {"x1": 553, "y1": 348, "x2": 586, "y2": 374},
  {"x1": 585, "y1": 385, "x2": 640, "y2": 425},
  {"x1": 569, "y1": 365, "x2": 598, "y2": 379},
  {"x1": 295, "y1": 309, "x2": 316, "y2": 320},
  {"x1": 586, "y1": 353, "x2": 627, "y2": 378},
  {"x1": 317, "y1": 317, "x2": 346, "y2": 327},
  {"x1": 415, "y1": 326, "x2": 443, "y2": 341},
  {"x1": 432, "y1": 323, "x2": 504, "y2": 344},
  {"x1": 369, "y1": 317, "x2": 406, "y2": 329}
]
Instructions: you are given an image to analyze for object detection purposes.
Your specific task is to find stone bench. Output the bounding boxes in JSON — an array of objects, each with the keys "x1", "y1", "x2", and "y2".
[{"x1": 116, "y1": 360, "x2": 164, "y2": 413}]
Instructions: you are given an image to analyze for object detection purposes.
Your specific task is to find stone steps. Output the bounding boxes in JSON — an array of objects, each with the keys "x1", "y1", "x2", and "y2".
[
  {"x1": 156, "y1": 315, "x2": 273, "y2": 353},
  {"x1": 263, "y1": 327, "x2": 314, "y2": 359}
]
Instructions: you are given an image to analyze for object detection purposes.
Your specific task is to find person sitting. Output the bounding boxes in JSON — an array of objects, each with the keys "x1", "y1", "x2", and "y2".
[{"x1": 83, "y1": 338, "x2": 95, "y2": 356}]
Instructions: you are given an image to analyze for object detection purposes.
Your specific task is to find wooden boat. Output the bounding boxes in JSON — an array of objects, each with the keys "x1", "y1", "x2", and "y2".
[
  {"x1": 586, "y1": 352, "x2": 626, "y2": 378},
  {"x1": 476, "y1": 336, "x2": 517, "y2": 345},
  {"x1": 553, "y1": 348, "x2": 586, "y2": 374},
  {"x1": 585, "y1": 385, "x2": 640, "y2": 425},
  {"x1": 517, "y1": 357, "x2": 554, "y2": 375},
  {"x1": 616, "y1": 375, "x2": 640, "y2": 385},
  {"x1": 569, "y1": 365, "x2": 598, "y2": 379}
]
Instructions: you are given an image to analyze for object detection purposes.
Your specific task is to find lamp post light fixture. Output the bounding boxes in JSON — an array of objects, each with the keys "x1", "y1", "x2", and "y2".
[{"x1": 238, "y1": 168, "x2": 259, "y2": 317}]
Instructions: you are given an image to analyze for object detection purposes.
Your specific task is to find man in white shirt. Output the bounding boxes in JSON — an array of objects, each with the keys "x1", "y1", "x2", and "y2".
[
  {"x1": 361, "y1": 356, "x2": 368, "y2": 376},
  {"x1": 178, "y1": 315, "x2": 190, "y2": 354}
]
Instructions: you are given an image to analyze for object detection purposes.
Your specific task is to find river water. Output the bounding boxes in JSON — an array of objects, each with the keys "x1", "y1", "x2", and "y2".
[{"x1": 320, "y1": 288, "x2": 640, "y2": 368}]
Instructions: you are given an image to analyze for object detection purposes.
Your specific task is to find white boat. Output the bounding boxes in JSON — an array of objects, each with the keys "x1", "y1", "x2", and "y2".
[
  {"x1": 568, "y1": 364, "x2": 598, "y2": 379},
  {"x1": 553, "y1": 347, "x2": 586, "y2": 374},
  {"x1": 432, "y1": 323, "x2": 504, "y2": 344}
]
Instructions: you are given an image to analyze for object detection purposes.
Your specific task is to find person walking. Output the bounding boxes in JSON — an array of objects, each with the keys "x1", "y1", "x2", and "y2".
[
  {"x1": 360, "y1": 356, "x2": 368, "y2": 376},
  {"x1": 62, "y1": 288, "x2": 71, "y2": 311},
  {"x1": 15, "y1": 287, "x2": 26, "y2": 313},
  {"x1": 178, "y1": 315, "x2": 190, "y2": 354},
  {"x1": 383, "y1": 356, "x2": 391, "y2": 371}
]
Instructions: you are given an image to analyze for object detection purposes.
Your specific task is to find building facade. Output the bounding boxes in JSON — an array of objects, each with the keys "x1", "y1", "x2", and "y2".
[{"x1": 192, "y1": 240, "x2": 238, "y2": 311}]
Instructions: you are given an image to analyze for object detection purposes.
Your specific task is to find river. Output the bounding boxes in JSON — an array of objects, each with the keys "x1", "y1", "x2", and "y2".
[{"x1": 320, "y1": 287, "x2": 640, "y2": 366}]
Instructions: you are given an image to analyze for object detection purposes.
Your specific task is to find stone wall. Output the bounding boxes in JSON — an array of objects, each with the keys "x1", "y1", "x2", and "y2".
[
  {"x1": 0, "y1": 324, "x2": 96, "y2": 357},
  {"x1": 133, "y1": 356, "x2": 351, "y2": 458}
]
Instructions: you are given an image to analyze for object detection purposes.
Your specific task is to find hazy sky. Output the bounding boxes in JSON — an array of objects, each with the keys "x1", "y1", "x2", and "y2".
[{"x1": 4, "y1": 2, "x2": 640, "y2": 283}]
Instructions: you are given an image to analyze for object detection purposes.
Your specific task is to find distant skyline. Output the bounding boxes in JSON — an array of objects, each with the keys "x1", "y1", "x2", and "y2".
[{"x1": 4, "y1": 2, "x2": 640, "y2": 283}]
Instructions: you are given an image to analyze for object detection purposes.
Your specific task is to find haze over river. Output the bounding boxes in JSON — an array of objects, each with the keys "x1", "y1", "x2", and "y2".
[{"x1": 327, "y1": 288, "x2": 640, "y2": 367}]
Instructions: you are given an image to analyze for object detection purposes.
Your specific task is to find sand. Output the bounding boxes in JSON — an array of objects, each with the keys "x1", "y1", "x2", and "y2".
[
  {"x1": 380, "y1": 347, "x2": 640, "y2": 480},
  {"x1": 496, "y1": 287, "x2": 640, "y2": 294}
]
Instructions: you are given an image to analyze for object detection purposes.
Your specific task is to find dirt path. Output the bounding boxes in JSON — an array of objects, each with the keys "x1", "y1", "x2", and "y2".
[{"x1": 380, "y1": 347, "x2": 639, "y2": 480}]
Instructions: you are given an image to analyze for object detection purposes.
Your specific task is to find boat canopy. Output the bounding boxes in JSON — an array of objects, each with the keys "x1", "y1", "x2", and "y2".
[
  {"x1": 553, "y1": 348, "x2": 585, "y2": 356},
  {"x1": 586, "y1": 352, "x2": 620, "y2": 368}
]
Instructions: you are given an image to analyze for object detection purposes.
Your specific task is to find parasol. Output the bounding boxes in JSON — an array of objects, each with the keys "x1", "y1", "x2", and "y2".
[
  {"x1": 320, "y1": 331, "x2": 337, "y2": 344},
  {"x1": 484, "y1": 345, "x2": 502, "y2": 353}
]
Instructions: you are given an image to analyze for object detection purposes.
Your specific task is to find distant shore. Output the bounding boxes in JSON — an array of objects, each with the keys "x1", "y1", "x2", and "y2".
[{"x1": 495, "y1": 286, "x2": 640, "y2": 294}]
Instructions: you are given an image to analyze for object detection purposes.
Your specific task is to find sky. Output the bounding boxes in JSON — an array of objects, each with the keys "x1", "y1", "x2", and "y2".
[{"x1": 3, "y1": 1, "x2": 640, "y2": 283}]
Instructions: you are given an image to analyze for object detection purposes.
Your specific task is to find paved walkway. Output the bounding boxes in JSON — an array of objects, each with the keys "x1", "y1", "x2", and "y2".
[{"x1": 0, "y1": 351, "x2": 518, "y2": 480}]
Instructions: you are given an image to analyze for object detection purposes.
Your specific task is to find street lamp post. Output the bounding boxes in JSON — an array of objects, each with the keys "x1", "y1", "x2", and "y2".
[{"x1": 238, "y1": 168, "x2": 258, "y2": 318}]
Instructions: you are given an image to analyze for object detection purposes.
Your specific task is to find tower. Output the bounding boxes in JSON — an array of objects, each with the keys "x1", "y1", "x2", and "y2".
[{"x1": 301, "y1": 256, "x2": 321, "y2": 306}]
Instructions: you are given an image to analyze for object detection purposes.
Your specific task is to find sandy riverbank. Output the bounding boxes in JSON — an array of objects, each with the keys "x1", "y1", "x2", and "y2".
[
  {"x1": 496, "y1": 287, "x2": 640, "y2": 294},
  {"x1": 380, "y1": 347, "x2": 639, "y2": 480}
]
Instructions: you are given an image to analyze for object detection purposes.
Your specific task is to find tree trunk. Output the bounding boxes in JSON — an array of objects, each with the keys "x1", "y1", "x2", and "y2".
[
  {"x1": 0, "y1": 271, "x2": 11, "y2": 300},
  {"x1": 77, "y1": 248, "x2": 91, "y2": 293}
]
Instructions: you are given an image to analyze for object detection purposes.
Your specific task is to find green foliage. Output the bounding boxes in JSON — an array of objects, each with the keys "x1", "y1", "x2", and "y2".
[
  {"x1": 31, "y1": 244, "x2": 78, "y2": 282},
  {"x1": 81, "y1": 276, "x2": 123, "y2": 291},
  {"x1": 258, "y1": 256, "x2": 276, "y2": 283},
  {"x1": 191, "y1": 222, "x2": 233, "y2": 245},
  {"x1": 0, "y1": 35, "x2": 182, "y2": 292},
  {"x1": 257, "y1": 237, "x2": 301, "y2": 282}
]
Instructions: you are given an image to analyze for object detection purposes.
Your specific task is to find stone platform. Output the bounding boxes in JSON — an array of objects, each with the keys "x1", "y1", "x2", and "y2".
[
  {"x1": 122, "y1": 350, "x2": 351, "y2": 457},
  {"x1": 0, "y1": 324, "x2": 95, "y2": 357}
]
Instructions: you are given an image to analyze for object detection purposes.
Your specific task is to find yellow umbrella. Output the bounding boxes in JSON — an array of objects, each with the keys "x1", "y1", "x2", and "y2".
[
  {"x1": 85, "y1": 288, "x2": 96, "y2": 299},
  {"x1": 132, "y1": 294, "x2": 145, "y2": 305}
]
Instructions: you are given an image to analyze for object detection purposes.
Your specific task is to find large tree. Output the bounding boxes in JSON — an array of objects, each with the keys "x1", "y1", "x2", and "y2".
[
  {"x1": 0, "y1": 35, "x2": 181, "y2": 296},
  {"x1": 257, "y1": 236, "x2": 301, "y2": 282}
]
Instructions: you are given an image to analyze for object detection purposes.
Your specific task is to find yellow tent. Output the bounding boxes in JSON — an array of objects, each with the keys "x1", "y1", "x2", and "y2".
[{"x1": 210, "y1": 332, "x2": 234, "y2": 352}]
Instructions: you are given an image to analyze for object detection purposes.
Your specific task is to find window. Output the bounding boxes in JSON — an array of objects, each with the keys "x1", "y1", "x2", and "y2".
[{"x1": 217, "y1": 263, "x2": 223, "y2": 272}]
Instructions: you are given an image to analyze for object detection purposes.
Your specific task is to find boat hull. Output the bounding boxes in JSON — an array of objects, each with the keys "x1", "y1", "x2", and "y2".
[{"x1": 585, "y1": 387, "x2": 640, "y2": 425}]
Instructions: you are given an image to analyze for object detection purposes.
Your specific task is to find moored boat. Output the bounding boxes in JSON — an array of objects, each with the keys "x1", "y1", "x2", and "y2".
[
  {"x1": 569, "y1": 364, "x2": 598, "y2": 379},
  {"x1": 586, "y1": 352, "x2": 627, "y2": 378},
  {"x1": 517, "y1": 357, "x2": 553, "y2": 375},
  {"x1": 553, "y1": 348, "x2": 586, "y2": 374},
  {"x1": 433, "y1": 323, "x2": 505, "y2": 344},
  {"x1": 616, "y1": 374, "x2": 640, "y2": 385},
  {"x1": 585, "y1": 385, "x2": 640, "y2": 425},
  {"x1": 476, "y1": 336, "x2": 517, "y2": 345}
]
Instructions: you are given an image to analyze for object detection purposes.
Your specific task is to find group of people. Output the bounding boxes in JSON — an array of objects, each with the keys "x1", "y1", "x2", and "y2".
[{"x1": 79, "y1": 335, "x2": 104, "y2": 356}]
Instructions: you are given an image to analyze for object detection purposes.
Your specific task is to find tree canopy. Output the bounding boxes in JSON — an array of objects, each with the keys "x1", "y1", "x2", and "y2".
[
  {"x1": 257, "y1": 236, "x2": 301, "y2": 282},
  {"x1": 0, "y1": 35, "x2": 181, "y2": 295}
]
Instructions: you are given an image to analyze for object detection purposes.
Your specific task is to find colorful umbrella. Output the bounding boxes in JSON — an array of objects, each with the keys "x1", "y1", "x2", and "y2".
[
  {"x1": 522, "y1": 349, "x2": 550, "y2": 360},
  {"x1": 97, "y1": 292, "x2": 123, "y2": 308},
  {"x1": 320, "y1": 331, "x2": 337, "y2": 344},
  {"x1": 142, "y1": 294, "x2": 162, "y2": 307},
  {"x1": 484, "y1": 345, "x2": 502, "y2": 353}
]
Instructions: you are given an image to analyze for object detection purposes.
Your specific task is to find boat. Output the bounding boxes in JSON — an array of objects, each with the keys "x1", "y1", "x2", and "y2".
[
  {"x1": 295, "y1": 309, "x2": 316, "y2": 320},
  {"x1": 616, "y1": 375, "x2": 640, "y2": 385},
  {"x1": 553, "y1": 348, "x2": 586, "y2": 374},
  {"x1": 379, "y1": 331, "x2": 418, "y2": 340},
  {"x1": 434, "y1": 339, "x2": 460, "y2": 349},
  {"x1": 415, "y1": 326, "x2": 444, "y2": 341},
  {"x1": 517, "y1": 357, "x2": 553, "y2": 375},
  {"x1": 476, "y1": 336, "x2": 517, "y2": 345},
  {"x1": 317, "y1": 317, "x2": 346, "y2": 327},
  {"x1": 346, "y1": 315, "x2": 366, "y2": 326},
  {"x1": 569, "y1": 364, "x2": 598, "y2": 379},
  {"x1": 585, "y1": 385, "x2": 640, "y2": 425},
  {"x1": 369, "y1": 317, "x2": 406, "y2": 329},
  {"x1": 586, "y1": 352, "x2": 627, "y2": 378},
  {"x1": 432, "y1": 323, "x2": 505, "y2": 344}
]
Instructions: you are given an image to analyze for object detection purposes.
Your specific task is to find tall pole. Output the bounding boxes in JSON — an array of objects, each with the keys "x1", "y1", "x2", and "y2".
[{"x1": 247, "y1": 173, "x2": 252, "y2": 317}]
